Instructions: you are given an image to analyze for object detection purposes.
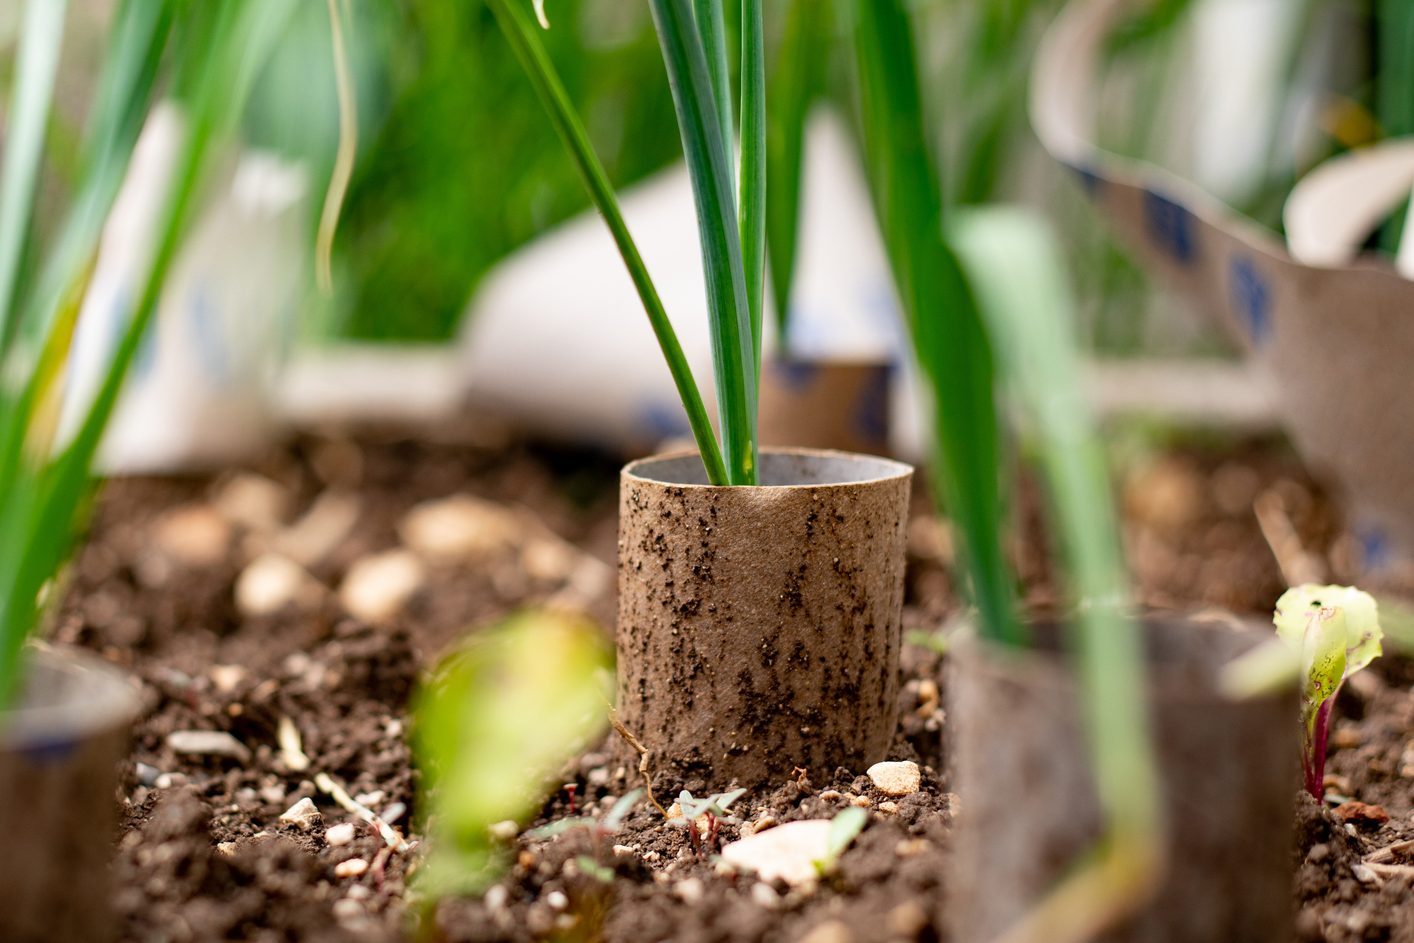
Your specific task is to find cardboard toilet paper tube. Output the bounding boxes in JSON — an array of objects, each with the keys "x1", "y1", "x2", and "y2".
[
  {"x1": 1033, "y1": 0, "x2": 1414, "y2": 568},
  {"x1": 948, "y1": 618, "x2": 1295, "y2": 943},
  {"x1": 757, "y1": 357, "x2": 893, "y2": 456},
  {"x1": 2, "y1": 647, "x2": 140, "y2": 943},
  {"x1": 616, "y1": 448, "x2": 911, "y2": 787}
]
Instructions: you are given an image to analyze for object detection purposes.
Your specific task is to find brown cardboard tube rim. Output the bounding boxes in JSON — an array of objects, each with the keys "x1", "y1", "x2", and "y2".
[
  {"x1": 624, "y1": 447, "x2": 912, "y2": 490},
  {"x1": 0, "y1": 646, "x2": 141, "y2": 749},
  {"x1": 963, "y1": 616, "x2": 1287, "y2": 706}
]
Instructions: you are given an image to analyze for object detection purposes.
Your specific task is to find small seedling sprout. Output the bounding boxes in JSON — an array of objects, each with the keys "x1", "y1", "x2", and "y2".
[
  {"x1": 673, "y1": 788, "x2": 745, "y2": 857},
  {"x1": 814, "y1": 806, "x2": 868, "y2": 876},
  {"x1": 527, "y1": 787, "x2": 644, "y2": 884},
  {"x1": 1275, "y1": 585, "x2": 1383, "y2": 799}
]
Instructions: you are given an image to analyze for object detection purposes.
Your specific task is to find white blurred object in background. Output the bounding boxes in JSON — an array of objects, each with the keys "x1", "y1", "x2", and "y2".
[{"x1": 61, "y1": 103, "x2": 309, "y2": 474}]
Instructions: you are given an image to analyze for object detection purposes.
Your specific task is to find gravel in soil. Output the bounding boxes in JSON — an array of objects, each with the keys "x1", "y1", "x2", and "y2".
[{"x1": 54, "y1": 427, "x2": 1414, "y2": 941}]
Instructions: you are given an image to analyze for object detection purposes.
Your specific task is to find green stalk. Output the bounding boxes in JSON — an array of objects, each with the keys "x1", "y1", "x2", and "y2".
[
  {"x1": 0, "y1": 0, "x2": 68, "y2": 352},
  {"x1": 848, "y1": 0, "x2": 1018, "y2": 643},
  {"x1": 692, "y1": 0, "x2": 735, "y2": 186},
  {"x1": 764, "y1": 0, "x2": 818, "y2": 335},
  {"x1": 950, "y1": 208, "x2": 1162, "y2": 943},
  {"x1": 739, "y1": 0, "x2": 766, "y2": 383},
  {"x1": 649, "y1": 0, "x2": 757, "y2": 485},
  {"x1": 485, "y1": 0, "x2": 728, "y2": 485}
]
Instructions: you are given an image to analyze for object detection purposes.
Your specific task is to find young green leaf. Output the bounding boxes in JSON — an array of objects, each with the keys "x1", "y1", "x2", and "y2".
[
  {"x1": 414, "y1": 609, "x2": 614, "y2": 897},
  {"x1": 1272, "y1": 584, "x2": 1383, "y2": 798},
  {"x1": 764, "y1": 0, "x2": 820, "y2": 333},
  {"x1": 816, "y1": 805, "x2": 867, "y2": 874},
  {"x1": 947, "y1": 206, "x2": 1162, "y2": 943},
  {"x1": 846, "y1": 0, "x2": 1017, "y2": 644}
]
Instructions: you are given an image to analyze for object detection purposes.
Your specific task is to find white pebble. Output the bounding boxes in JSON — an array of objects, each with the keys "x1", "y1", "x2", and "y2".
[
  {"x1": 674, "y1": 877, "x2": 705, "y2": 905},
  {"x1": 545, "y1": 890, "x2": 569, "y2": 911},
  {"x1": 867, "y1": 760, "x2": 921, "y2": 797},
  {"x1": 236, "y1": 554, "x2": 318, "y2": 617},
  {"x1": 398, "y1": 494, "x2": 519, "y2": 562},
  {"x1": 326, "y1": 823, "x2": 357, "y2": 847},
  {"x1": 339, "y1": 550, "x2": 424, "y2": 623},
  {"x1": 167, "y1": 730, "x2": 252, "y2": 763},
  {"x1": 721, "y1": 820, "x2": 833, "y2": 888},
  {"x1": 279, "y1": 797, "x2": 322, "y2": 831},
  {"x1": 751, "y1": 882, "x2": 779, "y2": 909},
  {"x1": 488, "y1": 820, "x2": 519, "y2": 842},
  {"x1": 484, "y1": 885, "x2": 510, "y2": 911},
  {"x1": 335, "y1": 858, "x2": 368, "y2": 878}
]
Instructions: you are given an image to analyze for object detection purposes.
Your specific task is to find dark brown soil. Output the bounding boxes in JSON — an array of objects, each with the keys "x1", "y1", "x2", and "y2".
[{"x1": 54, "y1": 427, "x2": 1414, "y2": 942}]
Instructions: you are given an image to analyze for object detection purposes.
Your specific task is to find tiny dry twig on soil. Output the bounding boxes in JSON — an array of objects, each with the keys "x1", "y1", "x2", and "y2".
[
  {"x1": 608, "y1": 709, "x2": 668, "y2": 818},
  {"x1": 315, "y1": 772, "x2": 413, "y2": 853},
  {"x1": 1253, "y1": 489, "x2": 1325, "y2": 586},
  {"x1": 1366, "y1": 839, "x2": 1414, "y2": 865}
]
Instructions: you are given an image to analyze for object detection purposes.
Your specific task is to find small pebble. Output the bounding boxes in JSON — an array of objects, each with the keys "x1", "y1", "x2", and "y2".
[
  {"x1": 236, "y1": 554, "x2": 318, "y2": 617},
  {"x1": 331, "y1": 899, "x2": 364, "y2": 922},
  {"x1": 1353, "y1": 864, "x2": 1378, "y2": 884},
  {"x1": 722, "y1": 820, "x2": 834, "y2": 887},
  {"x1": 279, "y1": 797, "x2": 322, "y2": 831},
  {"x1": 545, "y1": 890, "x2": 569, "y2": 911},
  {"x1": 167, "y1": 730, "x2": 252, "y2": 763},
  {"x1": 1305, "y1": 843, "x2": 1330, "y2": 864},
  {"x1": 878, "y1": 801, "x2": 899, "y2": 814},
  {"x1": 339, "y1": 549, "x2": 425, "y2": 623},
  {"x1": 818, "y1": 790, "x2": 843, "y2": 802},
  {"x1": 209, "y1": 664, "x2": 247, "y2": 693},
  {"x1": 326, "y1": 823, "x2": 357, "y2": 847},
  {"x1": 216, "y1": 841, "x2": 239, "y2": 857},
  {"x1": 612, "y1": 844, "x2": 635, "y2": 857},
  {"x1": 335, "y1": 858, "x2": 368, "y2": 878},
  {"x1": 896, "y1": 838, "x2": 929, "y2": 858},
  {"x1": 751, "y1": 883, "x2": 779, "y2": 909},
  {"x1": 674, "y1": 877, "x2": 705, "y2": 905},
  {"x1": 135, "y1": 762, "x2": 161, "y2": 787},
  {"x1": 488, "y1": 820, "x2": 519, "y2": 842},
  {"x1": 888, "y1": 902, "x2": 929, "y2": 937},
  {"x1": 850, "y1": 795, "x2": 871, "y2": 808},
  {"x1": 1334, "y1": 800, "x2": 1390, "y2": 828},
  {"x1": 867, "y1": 760, "x2": 921, "y2": 797},
  {"x1": 796, "y1": 919, "x2": 853, "y2": 943},
  {"x1": 151, "y1": 504, "x2": 231, "y2": 567},
  {"x1": 484, "y1": 885, "x2": 510, "y2": 911}
]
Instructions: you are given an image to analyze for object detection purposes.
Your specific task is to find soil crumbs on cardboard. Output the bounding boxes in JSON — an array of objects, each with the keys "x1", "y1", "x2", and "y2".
[{"x1": 56, "y1": 429, "x2": 1414, "y2": 941}]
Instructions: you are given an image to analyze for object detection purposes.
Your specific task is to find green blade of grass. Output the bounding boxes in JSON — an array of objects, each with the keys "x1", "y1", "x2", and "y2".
[
  {"x1": 764, "y1": 0, "x2": 818, "y2": 334},
  {"x1": 950, "y1": 207, "x2": 1162, "y2": 942},
  {"x1": 649, "y1": 0, "x2": 757, "y2": 485},
  {"x1": 693, "y1": 0, "x2": 734, "y2": 184},
  {"x1": 847, "y1": 0, "x2": 1018, "y2": 643},
  {"x1": 485, "y1": 0, "x2": 728, "y2": 485},
  {"x1": 0, "y1": 0, "x2": 69, "y2": 351},
  {"x1": 739, "y1": 0, "x2": 766, "y2": 381}
]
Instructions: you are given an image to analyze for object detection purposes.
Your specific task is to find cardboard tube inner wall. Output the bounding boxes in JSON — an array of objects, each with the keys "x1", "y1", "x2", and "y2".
[{"x1": 616, "y1": 449, "x2": 912, "y2": 787}]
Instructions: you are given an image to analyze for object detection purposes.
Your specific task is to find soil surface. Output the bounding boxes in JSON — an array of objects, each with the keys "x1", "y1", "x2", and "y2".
[{"x1": 55, "y1": 425, "x2": 1414, "y2": 942}]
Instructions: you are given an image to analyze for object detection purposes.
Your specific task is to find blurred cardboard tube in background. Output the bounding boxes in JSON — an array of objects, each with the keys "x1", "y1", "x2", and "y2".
[{"x1": 1033, "y1": 0, "x2": 1414, "y2": 569}]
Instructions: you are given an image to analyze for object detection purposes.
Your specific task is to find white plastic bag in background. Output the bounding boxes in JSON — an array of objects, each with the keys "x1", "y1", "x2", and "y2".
[{"x1": 60, "y1": 103, "x2": 309, "y2": 475}]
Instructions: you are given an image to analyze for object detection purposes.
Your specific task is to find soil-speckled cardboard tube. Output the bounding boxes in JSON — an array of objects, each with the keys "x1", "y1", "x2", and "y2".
[
  {"x1": 616, "y1": 448, "x2": 912, "y2": 788},
  {"x1": 757, "y1": 357, "x2": 893, "y2": 456},
  {"x1": 948, "y1": 618, "x2": 1295, "y2": 943},
  {"x1": 2, "y1": 646, "x2": 139, "y2": 942}
]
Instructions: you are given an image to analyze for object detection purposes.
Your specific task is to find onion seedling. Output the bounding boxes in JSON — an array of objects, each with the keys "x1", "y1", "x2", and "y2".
[
  {"x1": 0, "y1": 0, "x2": 305, "y2": 704},
  {"x1": 1275, "y1": 585, "x2": 1383, "y2": 799},
  {"x1": 486, "y1": 0, "x2": 768, "y2": 485}
]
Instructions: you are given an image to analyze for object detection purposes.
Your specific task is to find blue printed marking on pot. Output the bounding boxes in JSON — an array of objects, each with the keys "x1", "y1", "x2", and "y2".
[
  {"x1": 638, "y1": 400, "x2": 691, "y2": 441},
  {"x1": 1144, "y1": 189, "x2": 1198, "y2": 265},
  {"x1": 1067, "y1": 162, "x2": 1103, "y2": 197},
  {"x1": 853, "y1": 362, "x2": 892, "y2": 444},
  {"x1": 188, "y1": 285, "x2": 232, "y2": 387},
  {"x1": 773, "y1": 358, "x2": 819, "y2": 392},
  {"x1": 1357, "y1": 522, "x2": 1394, "y2": 573},
  {"x1": 18, "y1": 734, "x2": 79, "y2": 766},
  {"x1": 1229, "y1": 256, "x2": 1271, "y2": 346}
]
